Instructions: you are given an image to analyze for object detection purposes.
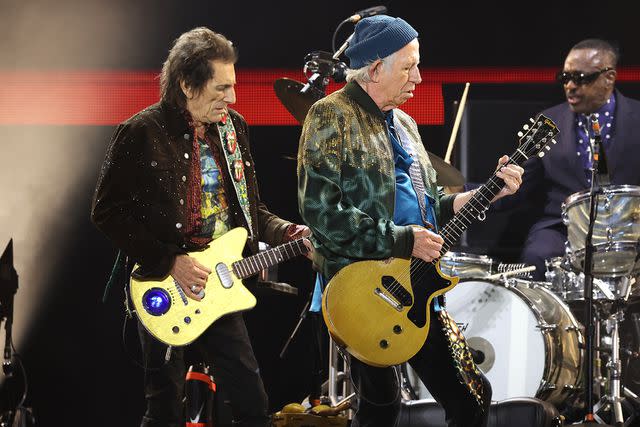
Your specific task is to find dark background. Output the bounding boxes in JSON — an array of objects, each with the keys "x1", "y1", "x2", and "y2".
[{"x1": 2, "y1": 1, "x2": 640, "y2": 425}]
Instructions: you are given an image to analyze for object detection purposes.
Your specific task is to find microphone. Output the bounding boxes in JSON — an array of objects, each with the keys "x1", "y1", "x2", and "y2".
[
  {"x1": 346, "y1": 5, "x2": 387, "y2": 23},
  {"x1": 590, "y1": 114, "x2": 610, "y2": 185}
]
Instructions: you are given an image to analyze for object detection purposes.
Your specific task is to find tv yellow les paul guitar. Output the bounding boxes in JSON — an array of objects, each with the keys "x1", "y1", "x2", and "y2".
[
  {"x1": 130, "y1": 227, "x2": 309, "y2": 346},
  {"x1": 322, "y1": 114, "x2": 559, "y2": 367}
]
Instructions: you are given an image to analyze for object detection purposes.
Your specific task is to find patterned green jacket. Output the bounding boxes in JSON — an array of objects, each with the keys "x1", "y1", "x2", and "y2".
[{"x1": 297, "y1": 81, "x2": 456, "y2": 279}]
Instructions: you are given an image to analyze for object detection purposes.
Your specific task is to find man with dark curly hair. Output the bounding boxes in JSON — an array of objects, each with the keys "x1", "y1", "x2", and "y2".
[{"x1": 92, "y1": 27, "x2": 309, "y2": 427}]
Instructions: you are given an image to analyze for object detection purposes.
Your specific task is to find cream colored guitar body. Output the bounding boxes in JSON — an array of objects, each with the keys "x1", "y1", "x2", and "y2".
[
  {"x1": 130, "y1": 227, "x2": 308, "y2": 346},
  {"x1": 322, "y1": 257, "x2": 457, "y2": 367}
]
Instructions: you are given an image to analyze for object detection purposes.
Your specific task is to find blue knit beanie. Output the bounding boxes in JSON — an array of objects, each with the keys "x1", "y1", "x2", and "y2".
[{"x1": 345, "y1": 15, "x2": 418, "y2": 69}]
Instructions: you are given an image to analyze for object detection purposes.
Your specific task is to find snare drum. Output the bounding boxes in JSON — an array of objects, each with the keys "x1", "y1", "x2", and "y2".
[
  {"x1": 439, "y1": 252, "x2": 494, "y2": 279},
  {"x1": 562, "y1": 185, "x2": 640, "y2": 277},
  {"x1": 443, "y1": 278, "x2": 583, "y2": 406}
]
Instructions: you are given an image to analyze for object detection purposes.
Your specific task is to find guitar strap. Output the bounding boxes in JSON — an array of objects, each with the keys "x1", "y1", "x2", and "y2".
[
  {"x1": 216, "y1": 113, "x2": 253, "y2": 237},
  {"x1": 438, "y1": 310, "x2": 486, "y2": 408},
  {"x1": 392, "y1": 115, "x2": 431, "y2": 228},
  {"x1": 102, "y1": 249, "x2": 125, "y2": 303}
]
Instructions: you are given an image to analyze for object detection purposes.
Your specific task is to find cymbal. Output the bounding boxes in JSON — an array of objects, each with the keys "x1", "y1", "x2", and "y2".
[
  {"x1": 274, "y1": 78, "x2": 324, "y2": 125},
  {"x1": 427, "y1": 151, "x2": 465, "y2": 186}
]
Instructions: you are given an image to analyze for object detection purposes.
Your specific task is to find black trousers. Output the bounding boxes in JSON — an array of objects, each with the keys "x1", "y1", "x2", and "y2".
[
  {"x1": 520, "y1": 224, "x2": 567, "y2": 281},
  {"x1": 349, "y1": 310, "x2": 492, "y2": 427},
  {"x1": 137, "y1": 312, "x2": 270, "y2": 427}
]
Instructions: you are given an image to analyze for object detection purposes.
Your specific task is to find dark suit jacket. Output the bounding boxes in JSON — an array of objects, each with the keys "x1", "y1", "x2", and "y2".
[{"x1": 515, "y1": 89, "x2": 640, "y2": 236}]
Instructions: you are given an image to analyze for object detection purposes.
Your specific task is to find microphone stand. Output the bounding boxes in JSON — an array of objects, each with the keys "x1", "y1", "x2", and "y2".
[{"x1": 581, "y1": 116, "x2": 608, "y2": 424}]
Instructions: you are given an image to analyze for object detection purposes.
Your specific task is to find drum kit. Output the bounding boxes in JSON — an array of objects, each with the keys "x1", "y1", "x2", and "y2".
[{"x1": 405, "y1": 184, "x2": 640, "y2": 426}]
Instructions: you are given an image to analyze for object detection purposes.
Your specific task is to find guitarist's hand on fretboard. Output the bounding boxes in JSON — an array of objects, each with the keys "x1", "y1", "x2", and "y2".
[
  {"x1": 170, "y1": 254, "x2": 212, "y2": 301},
  {"x1": 301, "y1": 238, "x2": 315, "y2": 260},
  {"x1": 492, "y1": 155, "x2": 524, "y2": 201},
  {"x1": 411, "y1": 226, "x2": 444, "y2": 263},
  {"x1": 285, "y1": 224, "x2": 314, "y2": 260}
]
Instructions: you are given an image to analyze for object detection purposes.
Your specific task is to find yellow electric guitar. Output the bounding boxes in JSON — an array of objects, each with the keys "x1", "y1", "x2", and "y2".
[
  {"x1": 130, "y1": 227, "x2": 309, "y2": 346},
  {"x1": 322, "y1": 114, "x2": 559, "y2": 367}
]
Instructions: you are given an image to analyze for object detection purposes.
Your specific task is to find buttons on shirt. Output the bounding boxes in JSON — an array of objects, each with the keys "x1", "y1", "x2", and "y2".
[
  {"x1": 179, "y1": 199, "x2": 184, "y2": 205},
  {"x1": 151, "y1": 160, "x2": 158, "y2": 167},
  {"x1": 182, "y1": 176, "x2": 187, "y2": 182},
  {"x1": 184, "y1": 153, "x2": 189, "y2": 159},
  {"x1": 183, "y1": 133, "x2": 190, "y2": 140},
  {"x1": 176, "y1": 223, "x2": 183, "y2": 229}
]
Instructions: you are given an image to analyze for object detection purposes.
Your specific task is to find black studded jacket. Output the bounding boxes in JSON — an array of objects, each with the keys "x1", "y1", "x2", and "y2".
[{"x1": 91, "y1": 101, "x2": 292, "y2": 279}]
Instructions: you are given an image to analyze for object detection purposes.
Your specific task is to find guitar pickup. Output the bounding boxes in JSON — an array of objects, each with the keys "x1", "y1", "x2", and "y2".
[
  {"x1": 215, "y1": 263, "x2": 234, "y2": 289},
  {"x1": 380, "y1": 276, "x2": 413, "y2": 307},
  {"x1": 374, "y1": 287, "x2": 403, "y2": 312}
]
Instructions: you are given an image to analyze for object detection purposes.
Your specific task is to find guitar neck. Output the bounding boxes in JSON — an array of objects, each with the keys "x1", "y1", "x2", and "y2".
[
  {"x1": 436, "y1": 149, "x2": 531, "y2": 260},
  {"x1": 232, "y1": 238, "x2": 308, "y2": 279}
]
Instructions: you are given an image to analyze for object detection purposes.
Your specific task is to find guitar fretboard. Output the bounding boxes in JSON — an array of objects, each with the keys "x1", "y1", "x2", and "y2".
[
  {"x1": 436, "y1": 153, "x2": 527, "y2": 259},
  {"x1": 431, "y1": 115, "x2": 557, "y2": 265},
  {"x1": 232, "y1": 238, "x2": 308, "y2": 279}
]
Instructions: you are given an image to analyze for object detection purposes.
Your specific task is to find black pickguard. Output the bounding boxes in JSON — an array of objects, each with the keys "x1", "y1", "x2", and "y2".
[{"x1": 406, "y1": 259, "x2": 452, "y2": 327}]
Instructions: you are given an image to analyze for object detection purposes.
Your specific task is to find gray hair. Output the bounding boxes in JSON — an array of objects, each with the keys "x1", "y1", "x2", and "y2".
[{"x1": 345, "y1": 50, "x2": 398, "y2": 83}]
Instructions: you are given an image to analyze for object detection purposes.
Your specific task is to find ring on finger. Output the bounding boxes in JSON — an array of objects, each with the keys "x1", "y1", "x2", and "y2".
[{"x1": 190, "y1": 285, "x2": 198, "y2": 293}]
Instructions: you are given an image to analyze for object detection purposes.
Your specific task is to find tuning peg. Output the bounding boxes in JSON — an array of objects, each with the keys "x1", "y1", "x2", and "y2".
[
  {"x1": 545, "y1": 145, "x2": 551, "y2": 150},
  {"x1": 529, "y1": 118, "x2": 535, "y2": 123},
  {"x1": 517, "y1": 131, "x2": 524, "y2": 137},
  {"x1": 552, "y1": 139, "x2": 557, "y2": 144},
  {"x1": 523, "y1": 124, "x2": 530, "y2": 131},
  {"x1": 538, "y1": 152, "x2": 545, "y2": 158}
]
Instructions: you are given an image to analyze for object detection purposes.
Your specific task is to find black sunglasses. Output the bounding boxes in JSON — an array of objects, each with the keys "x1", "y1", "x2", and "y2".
[{"x1": 556, "y1": 67, "x2": 613, "y2": 86}]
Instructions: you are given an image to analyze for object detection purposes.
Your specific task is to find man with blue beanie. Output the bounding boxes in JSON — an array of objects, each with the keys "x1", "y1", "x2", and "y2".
[{"x1": 298, "y1": 15, "x2": 524, "y2": 427}]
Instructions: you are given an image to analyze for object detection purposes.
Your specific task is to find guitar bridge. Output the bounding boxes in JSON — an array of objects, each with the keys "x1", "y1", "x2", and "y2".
[{"x1": 173, "y1": 279, "x2": 188, "y2": 305}]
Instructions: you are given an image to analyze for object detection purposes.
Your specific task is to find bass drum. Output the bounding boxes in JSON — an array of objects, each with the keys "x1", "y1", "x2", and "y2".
[{"x1": 409, "y1": 279, "x2": 584, "y2": 406}]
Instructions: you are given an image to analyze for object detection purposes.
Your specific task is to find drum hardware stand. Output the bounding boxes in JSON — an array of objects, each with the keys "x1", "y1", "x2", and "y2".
[
  {"x1": 593, "y1": 302, "x2": 640, "y2": 426},
  {"x1": 327, "y1": 338, "x2": 354, "y2": 419},
  {"x1": 577, "y1": 115, "x2": 611, "y2": 424},
  {"x1": 278, "y1": 292, "x2": 312, "y2": 359}
]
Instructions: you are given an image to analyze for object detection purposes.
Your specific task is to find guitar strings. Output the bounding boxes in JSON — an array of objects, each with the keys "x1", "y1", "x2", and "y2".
[
  {"x1": 231, "y1": 238, "x2": 307, "y2": 278},
  {"x1": 382, "y1": 119, "x2": 554, "y2": 304}
]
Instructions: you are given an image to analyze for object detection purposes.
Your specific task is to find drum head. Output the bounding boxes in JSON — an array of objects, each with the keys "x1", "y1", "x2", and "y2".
[{"x1": 444, "y1": 280, "x2": 545, "y2": 400}]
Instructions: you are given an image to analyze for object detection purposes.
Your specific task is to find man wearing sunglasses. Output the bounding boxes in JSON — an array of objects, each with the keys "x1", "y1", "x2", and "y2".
[{"x1": 498, "y1": 38, "x2": 640, "y2": 281}]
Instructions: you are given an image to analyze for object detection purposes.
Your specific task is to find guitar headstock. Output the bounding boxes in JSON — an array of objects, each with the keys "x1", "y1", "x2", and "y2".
[{"x1": 516, "y1": 113, "x2": 559, "y2": 160}]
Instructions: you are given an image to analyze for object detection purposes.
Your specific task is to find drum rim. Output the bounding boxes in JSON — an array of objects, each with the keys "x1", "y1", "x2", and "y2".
[
  {"x1": 441, "y1": 251, "x2": 494, "y2": 265},
  {"x1": 564, "y1": 184, "x2": 640, "y2": 207},
  {"x1": 568, "y1": 243, "x2": 640, "y2": 276},
  {"x1": 505, "y1": 279, "x2": 585, "y2": 400}
]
